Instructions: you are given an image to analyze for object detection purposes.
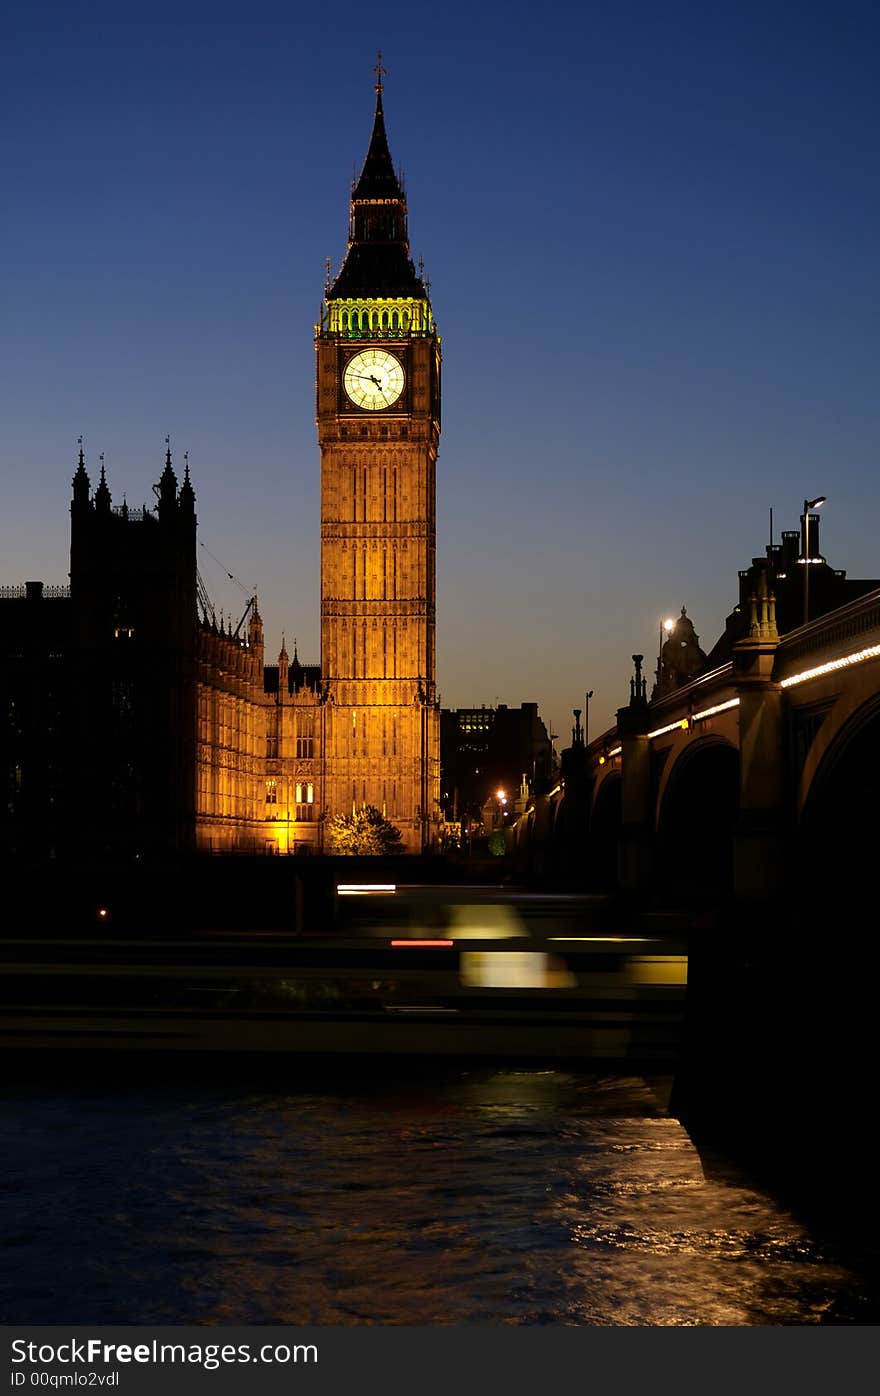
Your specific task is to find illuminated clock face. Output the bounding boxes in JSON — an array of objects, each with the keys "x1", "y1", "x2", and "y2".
[{"x1": 343, "y1": 349, "x2": 405, "y2": 410}]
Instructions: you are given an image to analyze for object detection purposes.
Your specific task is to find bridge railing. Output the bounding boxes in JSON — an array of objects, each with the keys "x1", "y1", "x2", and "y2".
[
  {"x1": 646, "y1": 662, "x2": 736, "y2": 719},
  {"x1": 775, "y1": 586, "x2": 880, "y2": 682}
]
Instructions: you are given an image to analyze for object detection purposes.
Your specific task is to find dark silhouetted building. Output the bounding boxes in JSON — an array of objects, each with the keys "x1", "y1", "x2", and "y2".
[
  {"x1": 652, "y1": 607, "x2": 707, "y2": 699},
  {"x1": 440, "y1": 703, "x2": 555, "y2": 826},
  {"x1": 705, "y1": 510, "x2": 879, "y2": 668}
]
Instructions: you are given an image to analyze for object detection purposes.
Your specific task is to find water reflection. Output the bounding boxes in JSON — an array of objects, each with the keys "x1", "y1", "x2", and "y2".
[{"x1": 0, "y1": 1069, "x2": 874, "y2": 1324}]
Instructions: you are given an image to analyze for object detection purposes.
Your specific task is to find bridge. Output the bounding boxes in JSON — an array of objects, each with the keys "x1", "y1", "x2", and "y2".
[{"x1": 512, "y1": 579, "x2": 880, "y2": 904}]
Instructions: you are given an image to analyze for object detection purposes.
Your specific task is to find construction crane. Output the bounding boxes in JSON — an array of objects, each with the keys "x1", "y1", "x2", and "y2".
[
  {"x1": 196, "y1": 570, "x2": 215, "y2": 626},
  {"x1": 195, "y1": 538, "x2": 256, "y2": 636},
  {"x1": 232, "y1": 594, "x2": 257, "y2": 639}
]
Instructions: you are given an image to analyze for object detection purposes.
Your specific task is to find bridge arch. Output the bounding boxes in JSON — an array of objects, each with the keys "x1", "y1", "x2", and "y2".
[
  {"x1": 656, "y1": 737, "x2": 739, "y2": 898},
  {"x1": 588, "y1": 771, "x2": 621, "y2": 889},
  {"x1": 800, "y1": 692, "x2": 880, "y2": 912},
  {"x1": 796, "y1": 667, "x2": 880, "y2": 819}
]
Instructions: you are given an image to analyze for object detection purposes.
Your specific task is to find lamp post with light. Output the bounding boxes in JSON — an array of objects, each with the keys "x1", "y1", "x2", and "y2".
[
  {"x1": 656, "y1": 617, "x2": 675, "y2": 694},
  {"x1": 802, "y1": 495, "x2": 826, "y2": 625}
]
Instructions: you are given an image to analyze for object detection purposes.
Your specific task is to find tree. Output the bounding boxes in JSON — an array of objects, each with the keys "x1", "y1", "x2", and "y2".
[{"x1": 325, "y1": 804, "x2": 404, "y2": 856}]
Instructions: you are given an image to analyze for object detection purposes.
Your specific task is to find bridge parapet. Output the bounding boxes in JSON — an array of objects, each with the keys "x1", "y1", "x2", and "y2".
[
  {"x1": 774, "y1": 586, "x2": 880, "y2": 685},
  {"x1": 646, "y1": 662, "x2": 735, "y2": 721}
]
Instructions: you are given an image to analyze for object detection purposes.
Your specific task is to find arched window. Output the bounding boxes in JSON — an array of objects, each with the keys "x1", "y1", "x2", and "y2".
[
  {"x1": 341, "y1": 310, "x2": 349, "y2": 331},
  {"x1": 391, "y1": 310, "x2": 399, "y2": 331}
]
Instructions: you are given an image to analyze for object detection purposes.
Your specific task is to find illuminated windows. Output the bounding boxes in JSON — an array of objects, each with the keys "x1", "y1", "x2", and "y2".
[{"x1": 296, "y1": 782, "x2": 314, "y2": 822}]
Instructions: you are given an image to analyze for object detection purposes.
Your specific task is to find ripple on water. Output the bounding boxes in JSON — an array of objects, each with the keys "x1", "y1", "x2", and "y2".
[{"x1": 0, "y1": 1070, "x2": 875, "y2": 1324}]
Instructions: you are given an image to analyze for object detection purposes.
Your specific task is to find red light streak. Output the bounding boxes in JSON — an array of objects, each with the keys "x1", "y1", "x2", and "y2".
[{"x1": 390, "y1": 939, "x2": 454, "y2": 948}]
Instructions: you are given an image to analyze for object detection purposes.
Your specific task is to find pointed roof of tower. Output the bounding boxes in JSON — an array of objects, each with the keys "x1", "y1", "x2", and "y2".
[
  {"x1": 160, "y1": 437, "x2": 177, "y2": 490},
  {"x1": 72, "y1": 437, "x2": 90, "y2": 495},
  {"x1": 179, "y1": 449, "x2": 195, "y2": 508},
  {"x1": 327, "y1": 61, "x2": 426, "y2": 301},
  {"x1": 352, "y1": 82, "x2": 402, "y2": 201},
  {"x1": 94, "y1": 454, "x2": 111, "y2": 509}
]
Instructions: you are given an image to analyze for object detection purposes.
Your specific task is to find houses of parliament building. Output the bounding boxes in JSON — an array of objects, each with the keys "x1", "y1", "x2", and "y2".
[{"x1": 0, "y1": 74, "x2": 441, "y2": 861}]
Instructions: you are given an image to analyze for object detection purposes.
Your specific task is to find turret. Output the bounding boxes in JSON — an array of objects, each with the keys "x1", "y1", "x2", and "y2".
[
  {"x1": 248, "y1": 597, "x2": 264, "y2": 667},
  {"x1": 747, "y1": 567, "x2": 778, "y2": 642},
  {"x1": 179, "y1": 450, "x2": 196, "y2": 517},
  {"x1": 290, "y1": 639, "x2": 304, "y2": 692},
  {"x1": 71, "y1": 439, "x2": 90, "y2": 512},
  {"x1": 94, "y1": 455, "x2": 111, "y2": 513},
  {"x1": 157, "y1": 439, "x2": 177, "y2": 521}
]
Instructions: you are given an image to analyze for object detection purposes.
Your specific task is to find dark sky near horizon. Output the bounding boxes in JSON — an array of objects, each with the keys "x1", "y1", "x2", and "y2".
[{"x1": 1, "y1": 0, "x2": 878, "y2": 738}]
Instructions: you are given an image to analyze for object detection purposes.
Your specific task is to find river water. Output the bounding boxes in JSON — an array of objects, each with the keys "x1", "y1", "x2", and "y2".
[{"x1": 2, "y1": 1067, "x2": 876, "y2": 1325}]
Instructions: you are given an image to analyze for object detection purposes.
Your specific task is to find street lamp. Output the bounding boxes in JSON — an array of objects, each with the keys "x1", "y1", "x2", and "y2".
[
  {"x1": 584, "y1": 690, "x2": 593, "y2": 746},
  {"x1": 657, "y1": 617, "x2": 675, "y2": 692},
  {"x1": 802, "y1": 495, "x2": 826, "y2": 625}
]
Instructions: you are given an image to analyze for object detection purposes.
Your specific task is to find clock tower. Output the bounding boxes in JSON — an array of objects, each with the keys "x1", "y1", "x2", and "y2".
[{"x1": 316, "y1": 64, "x2": 441, "y2": 851}]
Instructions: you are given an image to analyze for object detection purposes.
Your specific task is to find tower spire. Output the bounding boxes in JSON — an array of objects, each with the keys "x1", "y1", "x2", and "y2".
[
  {"x1": 179, "y1": 448, "x2": 195, "y2": 512},
  {"x1": 327, "y1": 60, "x2": 424, "y2": 299},
  {"x1": 157, "y1": 434, "x2": 178, "y2": 515},
  {"x1": 72, "y1": 436, "x2": 90, "y2": 504},
  {"x1": 352, "y1": 58, "x2": 401, "y2": 202},
  {"x1": 95, "y1": 452, "x2": 111, "y2": 510}
]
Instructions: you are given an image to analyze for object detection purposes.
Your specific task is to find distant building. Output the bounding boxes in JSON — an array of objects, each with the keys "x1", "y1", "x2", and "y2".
[
  {"x1": 440, "y1": 703, "x2": 556, "y2": 827},
  {"x1": 705, "y1": 511, "x2": 879, "y2": 668}
]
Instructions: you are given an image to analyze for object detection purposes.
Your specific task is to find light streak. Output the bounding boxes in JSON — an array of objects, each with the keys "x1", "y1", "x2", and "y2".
[{"x1": 779, "y1": 643, "x2": 880, "y2": 688}]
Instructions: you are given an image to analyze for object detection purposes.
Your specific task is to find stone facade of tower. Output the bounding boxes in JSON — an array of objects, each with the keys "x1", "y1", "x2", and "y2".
[{"x1": 315, "y1": 80, "x2": 441, "y2": 851}]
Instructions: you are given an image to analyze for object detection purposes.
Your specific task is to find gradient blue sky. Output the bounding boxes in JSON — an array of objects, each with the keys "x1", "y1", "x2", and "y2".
[{"x1": 1, "y1": 1, "x2": 878, "y2": 739}]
